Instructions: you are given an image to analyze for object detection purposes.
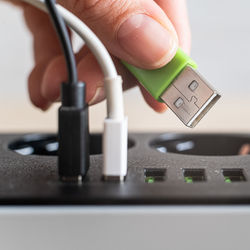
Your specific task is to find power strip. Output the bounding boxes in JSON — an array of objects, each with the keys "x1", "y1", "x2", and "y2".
[
  {"x1": 2, "y1": 133, "x2": 250, "y2": 205},
  {"x1": 1, "y1": 133, "x2": 250, "y2": 250}
]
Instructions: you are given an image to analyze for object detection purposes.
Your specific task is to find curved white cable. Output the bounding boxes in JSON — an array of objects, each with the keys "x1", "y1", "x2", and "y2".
[{"x1": 21, "y1": 0, "x2": 124, "y2": 119}]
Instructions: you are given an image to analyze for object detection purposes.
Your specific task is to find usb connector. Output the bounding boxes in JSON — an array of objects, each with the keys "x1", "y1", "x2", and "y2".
[
  {"x1": 102, "y1": 76, "x2": 128, "y2": 182},
  {"x1": 123, "y1": 48, "x2": 221, "y2": 128},
  {"x1": 161, "y1": 66, "x2": 220, "y2": 128}
]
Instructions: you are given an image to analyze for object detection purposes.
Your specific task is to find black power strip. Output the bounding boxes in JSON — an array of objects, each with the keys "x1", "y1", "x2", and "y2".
[{"x1": 1, "y1": 133, "x2": 250, "y2": 205}]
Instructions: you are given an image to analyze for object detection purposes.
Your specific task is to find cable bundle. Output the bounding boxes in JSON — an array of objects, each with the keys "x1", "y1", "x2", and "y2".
[{"x1": 21, "y1": 0, "x2": 128, "y2": 181}]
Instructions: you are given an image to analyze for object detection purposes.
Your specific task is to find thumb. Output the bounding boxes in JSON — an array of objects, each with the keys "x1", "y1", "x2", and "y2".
[{"x1": 62, "y1": 0, "x2": 178, "y2": 69}]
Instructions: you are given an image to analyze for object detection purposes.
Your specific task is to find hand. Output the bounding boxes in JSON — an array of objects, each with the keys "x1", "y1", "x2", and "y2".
[{"x1": 12, "y1": 0, "x2": 191, "y2": 112}]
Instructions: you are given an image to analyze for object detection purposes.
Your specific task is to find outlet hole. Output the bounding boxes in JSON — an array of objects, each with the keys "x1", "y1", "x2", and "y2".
[
  {"x1": 150, "y1": 134, "x2": 250, "y2": 156},
  {"x1": 144, "y1": 168, "x2": 166, "y2": 183},
  {"x1": 9, "y1": 134, "x2": 135, "y2": 156},
  {"x1": 222, "y1": 169, "x2": 246, "y2": 183},
  {"x1": 183, "y1": 169, "x2": 206, "y2": 183}
]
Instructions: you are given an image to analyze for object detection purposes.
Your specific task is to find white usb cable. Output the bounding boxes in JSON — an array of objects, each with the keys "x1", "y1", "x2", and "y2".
[{"x1": 21, "y1": 0, "x2": 128, "y2": 181}]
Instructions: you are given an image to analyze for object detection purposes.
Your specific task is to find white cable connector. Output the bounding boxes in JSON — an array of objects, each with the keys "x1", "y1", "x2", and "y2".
[
  {"x1": 103, "y1": 117, "x2": 128, "y2": 181},
  {"x1": 21, "y1": 0, "x2": 128, "y2": 181},
  {"x1": 103, "y1": 76, "x2": 127, "y2": 180}
]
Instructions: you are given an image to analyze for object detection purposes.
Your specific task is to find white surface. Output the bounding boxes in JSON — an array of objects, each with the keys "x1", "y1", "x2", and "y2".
[{"x1": 0, "y1": 206, "x2": 249, "y2": 250}]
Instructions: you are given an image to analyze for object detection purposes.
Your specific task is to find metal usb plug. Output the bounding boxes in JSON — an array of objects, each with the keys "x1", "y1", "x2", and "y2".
[{"x1": 161, "y1": 66, "x2": 221, "y2": 128}]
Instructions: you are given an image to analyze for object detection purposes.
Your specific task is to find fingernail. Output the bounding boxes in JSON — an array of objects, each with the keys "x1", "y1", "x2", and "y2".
[
  {"x1": 117, "y1": 14, "x2": 177, "y2": 68},
  {"x1": 89, "y1": 87, "x2": 106, "y2": 105}
]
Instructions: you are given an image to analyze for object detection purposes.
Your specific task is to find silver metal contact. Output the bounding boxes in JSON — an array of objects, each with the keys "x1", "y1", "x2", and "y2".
[{"x1": 161, "y1": 66, "x2": 221, "y2": 128}]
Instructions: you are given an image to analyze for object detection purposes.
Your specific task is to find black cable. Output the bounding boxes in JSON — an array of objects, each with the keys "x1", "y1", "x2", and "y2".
[
  {"x1": 45, "y1": 0, "x2": 78, "y2": 85},
  {"x1": 44, "y1": 0, "x2": 89, "y2": 182}
]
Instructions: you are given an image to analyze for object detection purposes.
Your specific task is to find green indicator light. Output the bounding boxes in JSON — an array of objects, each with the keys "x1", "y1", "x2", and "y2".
[
  {"x1": 185, "y1": 177, "x2": 193, "y2": 183},
  {"x1": 225, "y1": 177, "x2": 232, "y2": 183},
  {"x1": 145, "y1": 177, "x2": 155, "y2": 183}
]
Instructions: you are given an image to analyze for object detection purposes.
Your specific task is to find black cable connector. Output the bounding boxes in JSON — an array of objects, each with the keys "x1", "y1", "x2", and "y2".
[
  {"x1": 58, "y1": 83, "x2": 89, "y2": 182},
  {"x1": 45, "y1": 0, "x2": 89, "y2": 182}
]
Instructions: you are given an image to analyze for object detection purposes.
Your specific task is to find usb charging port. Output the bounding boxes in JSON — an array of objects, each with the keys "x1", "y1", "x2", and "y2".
[
  {"x1": 183, "y1": 168, "x2": 206, "y2": 183},
  {"x1": 223, "y1": 169, "x2": 246, "y2": 183},
  {"x1": 144, "y1": 168, "x2": 166, "y2": 183}
]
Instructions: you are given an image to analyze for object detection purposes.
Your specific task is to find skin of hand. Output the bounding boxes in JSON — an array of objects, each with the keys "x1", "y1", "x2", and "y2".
[{"x1": 10, "y1": 0, "x2": 191, "y2": 112}]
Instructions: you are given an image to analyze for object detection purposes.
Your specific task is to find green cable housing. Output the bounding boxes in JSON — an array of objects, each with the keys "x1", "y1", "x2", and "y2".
[{"x1": 123, "y1": 48, "x2": 197, "y2": 102}]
